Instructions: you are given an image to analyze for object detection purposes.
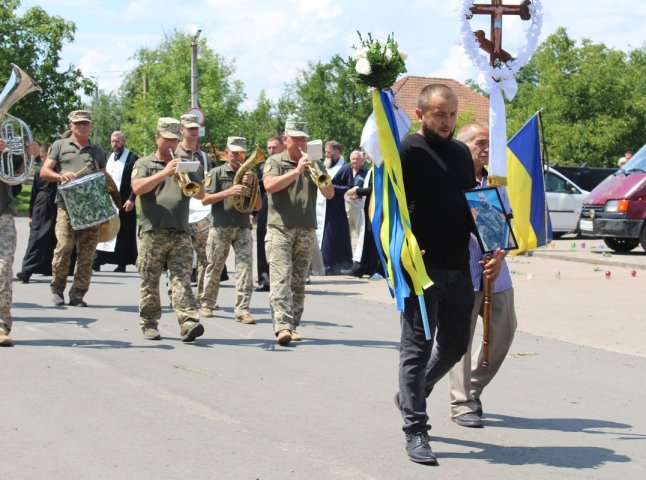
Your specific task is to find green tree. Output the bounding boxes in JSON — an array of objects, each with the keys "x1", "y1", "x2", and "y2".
[
  {"x1": 507, "y1": 28, "x2": 646, "y2": 166},
  {"x1": 0, "y1": 0, "x2": 94, "y2": 142},
  {"x1": 118, "y1": 30, "x2": 245, "y2": 156},
  {"x1": 87, "y1": 90, "x2": 126, "y2": 150},
  {"x1": 281, "y1": 54, "x2": 372, "y2": 155},
  {"x1": 239, "y1": 90, "x2": 284, "y2": 148}
]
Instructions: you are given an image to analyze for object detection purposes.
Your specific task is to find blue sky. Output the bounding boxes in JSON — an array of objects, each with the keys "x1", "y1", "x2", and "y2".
[{"x1": 18, "y1": 0, "x2": 646, "y2": 110}]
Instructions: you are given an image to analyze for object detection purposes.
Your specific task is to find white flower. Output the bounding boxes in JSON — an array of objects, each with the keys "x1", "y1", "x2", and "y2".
[
  {"x1": 355, "y1": 58, "x2": 372, "y2": 75},
  {"x1": 399, "y1": 49, "x2": 408, "y2": 60},
  {"x1": 352, "y1": 47, "x2": 369, "y2": 60},
  {"x1": 385, "y1": 48, "x2": 393, "y2": 61}
]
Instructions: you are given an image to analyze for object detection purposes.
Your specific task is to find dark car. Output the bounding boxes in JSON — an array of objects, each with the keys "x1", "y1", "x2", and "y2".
[{"x1": 551, "y1": 165, "x2": 617, "y2": 192}]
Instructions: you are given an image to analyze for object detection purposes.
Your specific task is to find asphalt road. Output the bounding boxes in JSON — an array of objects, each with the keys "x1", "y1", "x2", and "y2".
[{"x1": 3, "y1": 218, "x2": 645, "y2": 479}]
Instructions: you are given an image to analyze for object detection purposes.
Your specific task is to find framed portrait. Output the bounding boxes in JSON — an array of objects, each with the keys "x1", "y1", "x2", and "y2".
[{"x1": 464, "y1": 187, "x2": 518, "y2": 254}]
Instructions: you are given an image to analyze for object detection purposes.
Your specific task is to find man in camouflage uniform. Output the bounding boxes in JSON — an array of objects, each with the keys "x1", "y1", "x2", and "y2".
[
  {"x1": 176, "y1": 114, "x2": 212, "y2": 304},
  {"x1": 40, "y1": 110, "x2": 107, "y2": 307},
  {"x1": 200, "y1": 136, "x2": 260, "y2": 324},
  {"x1": 263, "y1": 121, "x2": 334, "y2": 345},
  {"x1": 131, "y1": 117, "x2": 206, "y2": 342},
  {"x1": 0, "y1": 138, "x2": 39, "y2": 346}
]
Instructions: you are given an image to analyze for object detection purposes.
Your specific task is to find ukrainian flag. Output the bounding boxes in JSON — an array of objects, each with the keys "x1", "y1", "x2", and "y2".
[{"x1": 506, "y1": 114, "x2": 552, "y2": 253}]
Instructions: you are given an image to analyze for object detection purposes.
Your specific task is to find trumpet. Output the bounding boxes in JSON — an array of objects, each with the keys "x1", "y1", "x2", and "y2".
[
  {"x1": 169, "y1": 149, "x2": 201, "y2": 197},
  {"x1": 299, "y1": 147, "x2": 331, "y2": 188}
]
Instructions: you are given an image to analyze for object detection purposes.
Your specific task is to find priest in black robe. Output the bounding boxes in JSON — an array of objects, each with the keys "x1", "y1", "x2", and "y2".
[
  {"x1": 17, "y1": 151, "x2": 58, "y2": 282},
  {"x1": 316, "y1": 140, "x2": 354, "y2": 275},
  {"x1": 94, "y1": 131, "x2": 138, "y2": 272}
]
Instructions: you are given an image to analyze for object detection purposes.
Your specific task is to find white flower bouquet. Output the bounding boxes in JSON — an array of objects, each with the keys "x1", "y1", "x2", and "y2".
[{"x1": 348, "y1": 32, "x2": 407, "y2": 90}]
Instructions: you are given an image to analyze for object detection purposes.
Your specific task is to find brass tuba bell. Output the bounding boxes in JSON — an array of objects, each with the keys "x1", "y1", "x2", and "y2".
[
  {"x1": 0, "y1": 64, "x2": 42, "y2": 185},
  {"x1": 232, "y1": 145, "x2": 266, "y2": 213}
]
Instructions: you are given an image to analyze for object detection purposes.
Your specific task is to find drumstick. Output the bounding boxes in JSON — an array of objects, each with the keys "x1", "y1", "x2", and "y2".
[{"x1": 60, "y1": 161, "x2": 94, "y2": 185}]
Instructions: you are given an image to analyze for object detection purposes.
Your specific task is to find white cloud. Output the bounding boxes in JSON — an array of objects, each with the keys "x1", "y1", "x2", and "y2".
[{"x1": 23, "y1": 0, "x2": 646, "y2": 111}]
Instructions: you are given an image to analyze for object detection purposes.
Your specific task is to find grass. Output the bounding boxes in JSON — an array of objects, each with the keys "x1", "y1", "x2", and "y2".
[{"x1": 14, "y1": 182, "x2": 31, "y2": 216}]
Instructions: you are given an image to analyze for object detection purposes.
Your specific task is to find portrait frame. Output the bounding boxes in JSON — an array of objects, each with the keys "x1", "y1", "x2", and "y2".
[{"x1": 464, "y1": 187, "x2": 518, "y2": 255}]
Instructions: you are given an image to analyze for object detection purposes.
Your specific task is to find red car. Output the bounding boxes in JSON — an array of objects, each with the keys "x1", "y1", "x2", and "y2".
[{"x1": 579, "y1": 145, "x2": 646, "y2": 252}]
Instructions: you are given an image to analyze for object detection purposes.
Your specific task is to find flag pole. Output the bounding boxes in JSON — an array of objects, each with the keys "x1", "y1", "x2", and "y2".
[{"x1": 537, "y1": 109, "x2": 550, "y2": 245}]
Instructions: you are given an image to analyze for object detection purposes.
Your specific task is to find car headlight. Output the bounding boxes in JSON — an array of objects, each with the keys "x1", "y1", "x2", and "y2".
[{"x1": 605, "y1": 199, "x2": 630, "y2": 212}]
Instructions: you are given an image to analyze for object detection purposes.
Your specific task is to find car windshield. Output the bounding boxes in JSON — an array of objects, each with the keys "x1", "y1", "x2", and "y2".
[{"x1": 622, "y1": 144, "x2": 646, "y2": 173}]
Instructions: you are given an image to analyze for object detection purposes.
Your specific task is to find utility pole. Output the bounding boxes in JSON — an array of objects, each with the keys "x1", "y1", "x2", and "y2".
[
  {"x1": 93, "y1": 76, "x2": 99, "y2": 144},
  {"x1": 190, "y1": 29, "x2": 202, "y2": 108}
]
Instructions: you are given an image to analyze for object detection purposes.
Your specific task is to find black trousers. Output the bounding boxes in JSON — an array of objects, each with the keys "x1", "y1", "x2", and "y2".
[{"x1": 398, "y1": 268, "x2": 474, "y2": 435}]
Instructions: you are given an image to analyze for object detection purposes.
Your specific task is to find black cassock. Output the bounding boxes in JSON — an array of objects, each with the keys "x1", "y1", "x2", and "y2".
[
  {"x1": 320, "y1": 161, "x2": 354, "y2": 275},
  {"x1": 19, "y1": 167, "x2": 57, "y2": 276},
  {"x1": 95, "y1": 150, "x2": 138, "y2": 268}
]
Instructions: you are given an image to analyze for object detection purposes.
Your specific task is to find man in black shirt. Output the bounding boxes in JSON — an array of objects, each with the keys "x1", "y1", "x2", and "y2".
[{"x1": 396, "y1": 84, "x2": 503, "y2": 465}]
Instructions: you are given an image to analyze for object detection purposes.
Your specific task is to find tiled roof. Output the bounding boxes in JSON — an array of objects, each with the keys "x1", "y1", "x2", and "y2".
[{"x1": 392, "y1": 76, "x2": 489, "y2": 124}]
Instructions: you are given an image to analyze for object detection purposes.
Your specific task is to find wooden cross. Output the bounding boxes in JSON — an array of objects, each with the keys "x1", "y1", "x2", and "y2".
[{"x1": 467, "y1": 0, "x2": 532, "y2": 66}]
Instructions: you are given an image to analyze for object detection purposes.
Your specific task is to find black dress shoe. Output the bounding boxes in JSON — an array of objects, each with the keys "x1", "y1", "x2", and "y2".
[
  {"x1": 114, "y1": 265, "x2": 126, "y2": 273},
  {"x1": 405, "y1": 432, "x2": 438, "y2": 465},
  {"x1": 92, "y1": 264, "x2": 100, "y2": 272},
  {"x1": 254, "y1": 283, "x2": 270, "y2": 292},
  {"x1": 452, "y1": 412, "x2": 483, "y2": 428},
  {"x1": 16, "y1": 271, "x2": 30, "y2": 283}
]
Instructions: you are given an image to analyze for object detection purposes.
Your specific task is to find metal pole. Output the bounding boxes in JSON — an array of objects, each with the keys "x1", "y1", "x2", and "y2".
[
  {"x1": 190, "y1": 29, "x2": 201, "y2": 108},
  {"x1": 93, "y1": 76, "x2": 99, "y2": 144}
]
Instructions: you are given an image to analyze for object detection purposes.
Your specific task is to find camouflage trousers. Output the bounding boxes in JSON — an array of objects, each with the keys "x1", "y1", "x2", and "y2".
[
  {"x1": 0, "y1": 214, "x2": 16, "y2": 334},
  {"x1": 137, "y1": 229, "x2": 199, "y2": 328},
  {"x1": 190, "y1": 214, "x2": 212, "y2": 304},
  {"x1": 51, "y1": 208, "x2": 99, "y2": 301},
  {"x1": 202, "y1": 226, "x2": 253, "y2": 317},
  {"x1": 265, "y1": 225, "x2": 314, "y2": 334}
]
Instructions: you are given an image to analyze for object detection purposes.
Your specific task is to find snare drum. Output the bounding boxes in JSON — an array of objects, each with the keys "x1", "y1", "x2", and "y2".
[{"x1": 59, "y1": 172, "x2": 118, "y2": 230}]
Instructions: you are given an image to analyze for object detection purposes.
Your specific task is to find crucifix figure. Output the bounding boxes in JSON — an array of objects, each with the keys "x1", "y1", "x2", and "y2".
[{"x1": 467, "y1": 0, "x2": 531, "y2": 66}]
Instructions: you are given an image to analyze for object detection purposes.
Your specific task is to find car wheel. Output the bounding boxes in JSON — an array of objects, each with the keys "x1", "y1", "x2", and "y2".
[
  {"x1": 640, "y1": 227, "x2": 646, "y2": 251},
  {"x1": 603, "y1": 237, "x2": 639, "y2": 252}
]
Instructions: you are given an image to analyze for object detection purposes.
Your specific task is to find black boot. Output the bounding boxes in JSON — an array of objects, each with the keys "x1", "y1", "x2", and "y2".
[{"x1": 16, "y1": 271, "x2": 31, "y2": 283}]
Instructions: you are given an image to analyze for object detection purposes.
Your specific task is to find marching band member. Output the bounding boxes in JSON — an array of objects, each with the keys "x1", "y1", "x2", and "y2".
[
  {"x1": 175, "y1": 114, "x2": 212, "y2": 304},
  {"x1": 200, "y1": 136, "x2": 260, "y2": 323},
  {"x1": 263, "y1": 120, "x2": 333, "y2": 346},
  {"x1": 131, "y1": 117, "x2": 205, "y2": 342},
  {"x1": 40, "y1": 110, "x2": 106, "y2": 308},
  {"x1": 0, "y1": 139, "x2": 39, "y2": 346}
]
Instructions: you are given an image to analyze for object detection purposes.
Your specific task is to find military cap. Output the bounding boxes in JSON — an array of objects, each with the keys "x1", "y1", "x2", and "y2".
[
  {"x1": 180, "y1": 114, "x2": 201, "y2": 129},
  {"x1": 156, "y1": 117, "x2": 181, "y2": 140},
  {"x1": 227, "y1": 136, "x2": 247, "y2": 152},
  {"x1": 69, "y1": 110, "x2": 92, "y2": 123},
  {"x1": 285, "y1": 119, "x2": 309, "y2": 138}
]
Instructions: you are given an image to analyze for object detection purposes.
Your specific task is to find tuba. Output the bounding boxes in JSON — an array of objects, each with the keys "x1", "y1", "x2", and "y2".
[
  {"x1": 169, "y1": 149, "x2": 201, "y2": 197},
  {"x1": 232, "y1": 144, "x2": 266, "y2": 213},
  {"x1": 0, "y1": 64, "x2": 42, "y2": 185}
]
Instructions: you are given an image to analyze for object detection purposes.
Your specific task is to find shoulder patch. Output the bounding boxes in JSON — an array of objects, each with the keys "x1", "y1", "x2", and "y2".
[
  {"x1": 204, "y1": 175, "x2": 212, "y2": 187},
  {"x1": 263, "y1": 163, "x2": 272, "y2": 175},
  {"x1": 131, "y1": 167, "x2": 138, "y2": 178}
]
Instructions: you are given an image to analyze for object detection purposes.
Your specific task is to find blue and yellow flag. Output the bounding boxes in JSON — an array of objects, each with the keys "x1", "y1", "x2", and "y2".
[
  {"x1": 363, "y1": 90, "x2": 433, "y2": 339},
  {"x1": 506, "y1": 114, "x2": 552, "y2": 253}
]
